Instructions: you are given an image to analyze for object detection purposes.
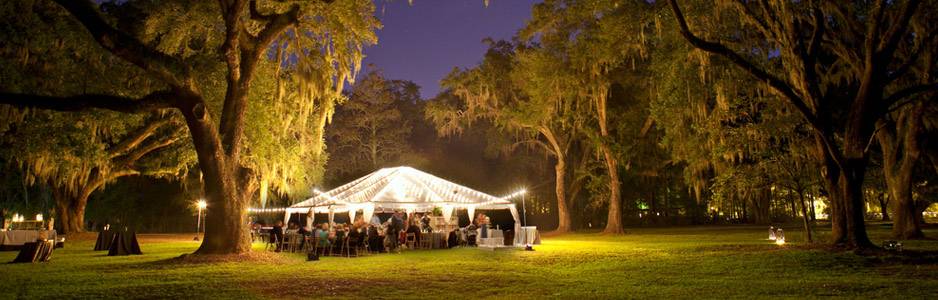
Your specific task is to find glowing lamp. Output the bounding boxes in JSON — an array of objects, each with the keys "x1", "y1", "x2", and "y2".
[
  {"x1": 36, "y1": 214, "x2": 43, "y2": 221},
  {"x1": 197, "y1": 200, "x2": 207, "y2": 209}
]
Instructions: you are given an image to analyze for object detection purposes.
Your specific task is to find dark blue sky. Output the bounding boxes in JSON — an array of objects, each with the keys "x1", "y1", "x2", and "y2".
[{"x1": 363, "y1": 0, "x2": 540, "y2": 99}]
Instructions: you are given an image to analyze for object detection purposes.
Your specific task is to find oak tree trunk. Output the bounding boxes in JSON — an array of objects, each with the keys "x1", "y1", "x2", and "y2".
[
  {"x1": 877, "y1": 104, "x2": 925, "y2": 239},
  {"x1": 835, "y1": 159, "x2": 873, "y2": 248},
  {"x1": 554, "y1": 157, "x2": 572, "y2": 233},
  {"x1": 178, "y1": 96, "x2": 256, "y2": 254},
  {"x1": 601, "y1": 143, "x2": 624, "y2": 234},
  {"x1": 53, "y1": 187, "x2": 88, "y2": 234}
]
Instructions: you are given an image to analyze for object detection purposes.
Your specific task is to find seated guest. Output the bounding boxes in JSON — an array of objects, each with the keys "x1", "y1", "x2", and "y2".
[
  {"x1": 286, "y1": 222, "x2": 299, "y2": 235},
  {"x1": 420, "y1": 213, "x2": 432, "y2": 232},
  {"x1": 368, "y1": 225, "x2": 383, "y2": 252},
  {"x1": 334, "y1": 226, "x2": 348, "y2": 255},
  {"x1": 297, "y1": 225, "x2": 310, "y2": 236},
  {"x1": 316, "y1": 224, "x2": 330, "y2": 255},
  {"x1": 270, "y1": 221, "x2": 284, "y2": 252},
  {"x1": 348, "y1": 224, "x2": 364, "y2": 248},
  {"x1": 328, "y1": 225, "x2": 337, "y2": 241},
  {"x1": 406, "y1": 217, "x2": 421, "y2": 244},
  {"x1": 313, "y1": 224, "x2": 323, "y2": 239},
  {"x1": 399, "y1": 229, "x2": 407, "y2": 247},
  {"x1": 448, "y1": 230, "x2": 458, "y2": 248}
]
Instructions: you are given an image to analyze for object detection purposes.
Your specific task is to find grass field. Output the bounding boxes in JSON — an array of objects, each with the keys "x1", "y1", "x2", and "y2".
[{"x1": 2, "y1": 225, "x2": 937, "y2": 299}]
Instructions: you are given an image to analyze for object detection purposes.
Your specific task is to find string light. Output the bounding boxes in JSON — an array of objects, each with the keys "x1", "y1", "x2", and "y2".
[{"x1": 502, "y1": 188, "x2": 527, "y2": 200}]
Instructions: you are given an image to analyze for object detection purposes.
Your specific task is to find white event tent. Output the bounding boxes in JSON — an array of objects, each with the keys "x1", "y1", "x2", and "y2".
[{"x1": 284, "y1": 166, "x2": 521, "y2": 234}]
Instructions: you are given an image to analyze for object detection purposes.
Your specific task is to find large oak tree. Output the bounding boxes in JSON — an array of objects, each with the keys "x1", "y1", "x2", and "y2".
[
  {"x1": 0, "y1": 0, "x2": 377, "y2": 254},
  {"x1": 668, "y1": 0, "x2": 938, "y2": 249}
]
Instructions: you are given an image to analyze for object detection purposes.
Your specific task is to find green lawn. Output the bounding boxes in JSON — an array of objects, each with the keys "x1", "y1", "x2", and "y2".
[{"x1": 2, "y1": 225, "x2": 937, "y2": 299}]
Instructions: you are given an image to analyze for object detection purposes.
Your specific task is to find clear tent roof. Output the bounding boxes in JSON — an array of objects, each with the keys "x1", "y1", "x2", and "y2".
[{"x1": 290, "y1": 166, "x2": 514, "y2": 212}]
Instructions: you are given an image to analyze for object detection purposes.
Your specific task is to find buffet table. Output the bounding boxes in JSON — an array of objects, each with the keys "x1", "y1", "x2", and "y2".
[
  {"x1": 430, "y1": 231, "x2": 447, "y2": 249},
  {"x1": 1, "y1": 229, "x2": 57, "y2": 250},
  {"x1": 477, "y1": 229, "x2": 504, "y2": 247},
  {"x1": 514, "y1": 226, "x2": 541, "y2": 245}
]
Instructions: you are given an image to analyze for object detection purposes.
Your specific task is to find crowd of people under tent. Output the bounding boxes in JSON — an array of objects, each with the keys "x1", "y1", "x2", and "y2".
[{"x1": 252, "y1": 210, "x2": 502, "y2": 255}]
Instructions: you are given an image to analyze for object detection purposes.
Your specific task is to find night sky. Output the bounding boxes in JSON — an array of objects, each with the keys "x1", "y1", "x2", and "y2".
[{"x1": 363, "y1": 0, "x2": 541, "y2": 99}]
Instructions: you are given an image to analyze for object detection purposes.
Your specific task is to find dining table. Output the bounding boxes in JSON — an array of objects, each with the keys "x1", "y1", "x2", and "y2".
[
  {"x1": 516, "y1": 226, "x2": 541, "y2": 245},
  {"x1": 429, "y1": 231, "x2": 447, "y2": 249},
  {"x1": 1, "y1": 229, "x2": 56, "y2": 249}
]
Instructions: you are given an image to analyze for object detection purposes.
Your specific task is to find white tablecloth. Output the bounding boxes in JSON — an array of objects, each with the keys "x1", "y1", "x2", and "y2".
[
  {"x1": 514, "y1": 226, "x2": 541, "y2": 245},
  {"x1": 477, "y1": 229, "x2": 503, "y2": 247},
  {"x1": 1, "y1": 229, "x2": 56, "y2": 246},
  {"x1": 430, "y1": 231, "x2": 447, "y2": 249}
]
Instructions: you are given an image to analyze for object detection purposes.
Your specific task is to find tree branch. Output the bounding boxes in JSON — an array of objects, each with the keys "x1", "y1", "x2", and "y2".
[
  {"x1": 51, "y1": 0, "x2": 192, "y2": 89},
  {"x1": 666, "y1": 0, "x2": 819, "y2": 128},
  {"x1": 878, "y1": 0, "x2": 921, "y2": 59},
  {"x1": 107, "y1": 116, "x2": 172, "y2": 159},
  {"x1": 219, "y1": 3, "x2": 300, "y2": 159},
  {"x1": 884, "y1": 83, "x2": 938, "y2": 112},
  {"x1": 0, "y1": 91, "x2": 176, "y2": 113},
  {"x1": 827, "y1": 3, "x2": 865, "y2": 43},
  {"x1": 249, "y1": 0, "x2": 275, "y2": 21},
  {"x1": 861, "y1": 0, "x2": 887, "y2": 79},
  {"x1": 123, "y1": 126, "x2": 186, "y2": 164},
  {"x1": 806, "y1": 2, "x2": 824, "y2": 59},
  {"x1": 730, "y1": 2, "x2": 773, "y2": 39},
  {"x1": 886, "y1": 29, "x2": 936, "y2": 84},
  {"x1": 253, "y1": 4, "x2": 301, "y2": 53}
]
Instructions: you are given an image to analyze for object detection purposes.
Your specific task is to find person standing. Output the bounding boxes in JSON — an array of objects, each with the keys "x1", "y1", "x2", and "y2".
[
  {"x1": 388, "y1": 211, "x2": 404, "y2": 252},
  {"x1": 270, "y1": 221, "x2": 284, "y2": 252}
]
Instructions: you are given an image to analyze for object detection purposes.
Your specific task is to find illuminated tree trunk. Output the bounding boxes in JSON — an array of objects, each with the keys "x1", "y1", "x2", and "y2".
[
  {"x1": 554, "y1": 155, "x2": 571, "y2": 233},
  {"x1": 877, "y1": 104, "x2": 925, "y2": 239},
  {"x1": 192, "y1": 1, "x2": 302, "y2": 255},
  {"x1": 540, "y1": 127, "x2": 571, "y2": 233},
  {"x1": 52, "y1": 187, "x2": 87, "y2": 234},
  {"x1": 0, "y1": 0, "x2": 316, "y2": 255},
  {"x1": 601, "y1": 143, "x2": 623, "y2": 234}
]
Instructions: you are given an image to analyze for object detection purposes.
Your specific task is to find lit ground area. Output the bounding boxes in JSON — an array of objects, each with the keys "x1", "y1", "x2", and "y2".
[{"x1": 2, "y1": 225, "x2": 937, "y2": 299}]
